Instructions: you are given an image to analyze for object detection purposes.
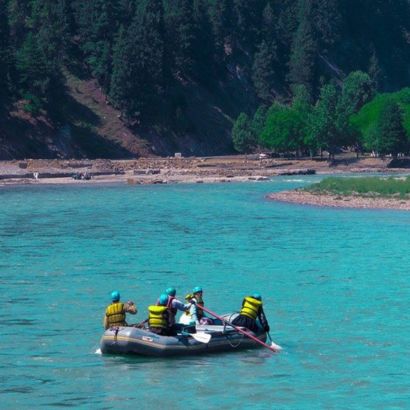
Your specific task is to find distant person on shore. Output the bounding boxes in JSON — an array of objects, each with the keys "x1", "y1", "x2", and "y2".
[
  {"x1": 188, "y1": 286, "x2": 213, "y2": 325},
  {"x1": 231, "y1": 293, "x2": 270, "y2": 333},
  {"x1": 148, "y1": 293, "x2": 173, "y2": 336},
  {"x1": 104, "y1": 291, "x2": 137, "y2": 329}
]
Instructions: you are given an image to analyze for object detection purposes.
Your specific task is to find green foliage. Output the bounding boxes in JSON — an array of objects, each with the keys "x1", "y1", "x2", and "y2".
[
  {"x1": 232, "y1": 112, "x2": 256, "y2": 153},
  {"x1": 252, "y1": 40, "x2": 277, "y2": 102},
  {"x1": 306, "y1": 176, "x2": 410, "y2": 198},
  {"x1": 288, "y1": 2, "x2": 317, "y2": 96},
  {"x1": 351, "y1": 88, "x2": 410, "y2": 150},
  {"x1": 370, "y1": 101, "x2": 408, "y2": 156},
  {"x1": 307, "y1": 83, "x2": 340, "y2": 155},
  {"x1": 261, "y1": 104, "x2": 305, "y2": 153},
  {"x1": 2, "y1": 0, "x2": 410, "y2": 141}
]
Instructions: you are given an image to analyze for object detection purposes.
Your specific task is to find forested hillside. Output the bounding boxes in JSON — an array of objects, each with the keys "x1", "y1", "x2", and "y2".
[{"x1": 0, "y1": 0, "x2": 409, "y2": 159}]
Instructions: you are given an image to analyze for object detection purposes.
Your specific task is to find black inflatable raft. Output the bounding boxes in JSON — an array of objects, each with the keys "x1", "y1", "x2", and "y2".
[{"x1": 100, "y1": 316, "x2": 267, "y2": 357}]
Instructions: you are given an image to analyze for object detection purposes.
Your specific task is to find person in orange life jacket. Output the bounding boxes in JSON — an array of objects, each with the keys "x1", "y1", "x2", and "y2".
[
  {"x1": 104, "y1": 291, "x2": 137, "y2": 329},
  {"x1": 148, "y1": 293, "x2": 173, "y2": 336},
  {"x1": 231, "y1": 293, "x2": 270, "y2": 333},
  {"x1": 156, "y1": 287, "x2": 191, "y2": 328},
  {"x1": 189, "y1": 286, "x2": 213, "y2": 325}
]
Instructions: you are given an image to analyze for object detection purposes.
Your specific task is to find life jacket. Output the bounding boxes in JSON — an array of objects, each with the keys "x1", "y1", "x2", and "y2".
[
  {"x1": 105, "y1": 302, "x2": 126, "y2": 327},
  {"x1": 166, "y1": 296, "x2": 177, "y2": 316},
  {"x1": 148, "y1": 305, "x2": 168, "y2": 328},
  {"x1": 240, "y1": 296, "x2": 262, "y2": 320},
  {"x1": 193, "y1": 294, "x2": 204, "y2": 320}
]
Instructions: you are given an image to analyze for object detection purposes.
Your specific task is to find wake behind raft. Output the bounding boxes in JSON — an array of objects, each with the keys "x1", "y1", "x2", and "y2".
[{"x1": 100, "y1": 314, "x2": 277, "y2": 357}]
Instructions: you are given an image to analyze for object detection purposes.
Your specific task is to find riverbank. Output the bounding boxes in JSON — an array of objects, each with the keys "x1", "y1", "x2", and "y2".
[
  {"x1": 268, "y1": 190, "x2": 410, "y2": 210},
  {"x1": 0, "y1": 155, "x2": 408, "y2": 187}
]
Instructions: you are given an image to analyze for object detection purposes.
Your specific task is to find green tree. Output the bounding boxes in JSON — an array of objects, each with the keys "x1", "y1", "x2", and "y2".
[
  {"x1": 372, "y1": 101, "x2": 408, "y2": 157},
  {"x1": 0, "y1": 1, "x2": 11, "y2": 103},
  {"x1": 232, "y1": 113, "x2": 257, "y2": 153},
  {"x1": 288, "y1": 1, "x2": 317, "y2": 96},
  {"x1": 251, "y1": 105, "x2": 268, "y2": 138},
  {"x1": 252, "y1": 40, "x2": 277, "y2": 102},
  {"x1": 261, "y1": 103, "x2": 305, "y2": 153},
  {"x1": 308, "y1": 83, "x2": 340, "y2": 158}
]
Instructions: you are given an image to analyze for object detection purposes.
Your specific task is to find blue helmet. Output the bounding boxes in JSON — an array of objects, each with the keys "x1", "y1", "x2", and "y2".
[
  {"x1": 193, "y1": 286, "x2": 203, "y2": 294},
  {"x1": 159, "y1": 293, "x2": 169, "y2": 306},
  {"x1": 166, "y1": 287, "x2": 176, "y2": 297},
  {"x1": 111, "y1": 290, "x2": 120, "y2": 302},
  {"x1": 252, "y1": 293, "x2": 262, "y2": 301}
]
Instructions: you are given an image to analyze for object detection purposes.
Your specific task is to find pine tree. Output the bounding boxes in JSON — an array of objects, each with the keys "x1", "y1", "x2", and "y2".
[
  {"x1": 288, "y1": 0, "x2": 317, "y2": 97},
  {"x1": 173, "y1": 0, "x2": 197, "y2": 77},
  {"x1": 308, "y1": 83, "x2": 340, "y2": 157},
  {"x1": 211, "y1": 0, "x2": 234, "y2": 59},
  {"x1": 252, "y1": 40, "x2": 277, "y2": 103},
  {"x1": 0, "y1": 1, "x2": 11, "y2": 102},
  {"x1": 232, "y1": 112, "x2": 256, "y2": 153},
  {"x1": 374, "y1": 101, "x2": 408, "y2": 157}
]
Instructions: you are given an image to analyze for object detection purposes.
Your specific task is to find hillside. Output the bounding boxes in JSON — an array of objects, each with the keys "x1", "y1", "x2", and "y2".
[{"x1": 1, "y1": 0, "x2": 409, "y2": 159}]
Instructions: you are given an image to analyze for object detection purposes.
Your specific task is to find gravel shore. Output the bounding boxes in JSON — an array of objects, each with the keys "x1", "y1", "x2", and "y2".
[{"x1": 0, "y1": 156, "x2": 408, "y2": 187}]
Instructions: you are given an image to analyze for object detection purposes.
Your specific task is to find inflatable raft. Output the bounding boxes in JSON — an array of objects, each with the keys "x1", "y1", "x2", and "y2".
[{"x1": 100, "y1": 316, "x2": 267, "y2": 357}]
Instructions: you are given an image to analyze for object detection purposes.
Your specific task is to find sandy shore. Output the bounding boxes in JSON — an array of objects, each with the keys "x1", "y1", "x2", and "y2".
[
  {"x1": 268, "y1": 190, "x2": 410, "y2": 210},
  {"x1": 0, "y1": 155, "x2": 408, "y2": 187}
]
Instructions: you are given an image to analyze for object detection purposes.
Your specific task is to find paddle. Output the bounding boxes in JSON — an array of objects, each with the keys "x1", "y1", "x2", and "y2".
[
  {"x1": 267, "y1": 332, "x2": 283, "y2": 351},
  {"x1": 198, "y1": 305, "x2": 282, "y2": 352},
  {"x1": 182, "y1": 331, "x2": 212, "y2": 344}
]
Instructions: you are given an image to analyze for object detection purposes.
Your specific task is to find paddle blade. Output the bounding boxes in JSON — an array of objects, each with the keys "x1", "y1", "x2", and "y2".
[
  {"x1": 270, "y1": 341, "x2": 282, "y2": 351},
  {"x1": 191, "y1": 332, "x2": 212, "y2": 344}
]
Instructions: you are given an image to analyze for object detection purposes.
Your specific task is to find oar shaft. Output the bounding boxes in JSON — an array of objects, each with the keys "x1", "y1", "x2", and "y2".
[{"x1": 199, "y1": 305, "x2": 278, "y2": 352}]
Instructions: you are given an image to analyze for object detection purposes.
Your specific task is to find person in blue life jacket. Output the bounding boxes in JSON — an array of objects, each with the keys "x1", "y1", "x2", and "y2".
[
  {"x1": 156, "y1": 287, "x2": 191, "y2": 331},
  {"x1": 148, "y1": 293, "x2": 175, "y2": 336},
  {"x1": 104, "y1": 291, "x2": 137, "y2": 329},
  {"x1": 188, "y1": 286, "x2": 213, "y2": 325},
  {"x1": 231, "y1": 293, "x2": 270, "y2": 333}
]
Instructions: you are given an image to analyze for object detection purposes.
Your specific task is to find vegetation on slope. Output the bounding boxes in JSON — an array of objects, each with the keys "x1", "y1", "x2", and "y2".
[{"x1": 0, "y1": 1, "x2": 410, "y2": 158}]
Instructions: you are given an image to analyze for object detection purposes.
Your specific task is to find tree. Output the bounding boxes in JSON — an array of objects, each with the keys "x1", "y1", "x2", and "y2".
[
  {"x1": 288, "y1": 1, "x2": 317, "y2": 96},
  {"x1": 252, "y1": 40, "x2": 277, "y2": 102},
  {"x1": 251, "y1": 105, "x2": 268, "y2": 138},
  {"x1": 0, "y1": 1, "x2": 11, "y2": 103},
  {"x1": 261, "y1": 103, "x2": 305, "y2": 153},
  {"x1": 308, "y1": 83, "x2": 340, "y2": 158},
  {"x1": 372, "y1": 101, "x2": 408, "y2": 157},
  {"x1": 339, "y1": 71, "x2": 375, "y2": 116},
  {"x1": 110, "y1": 0, "x2": 165, "y2": 120},
  {"x1": 232, "y1": 113, "x2": 257, "y2": 153}
]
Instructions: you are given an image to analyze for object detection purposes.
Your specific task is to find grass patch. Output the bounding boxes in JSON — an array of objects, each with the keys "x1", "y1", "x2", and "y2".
[{"x1": 305, "y1": 176, "x2": 410, "y2": 198}]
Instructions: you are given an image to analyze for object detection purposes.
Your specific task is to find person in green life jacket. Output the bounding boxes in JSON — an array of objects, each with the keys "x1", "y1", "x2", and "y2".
[
  {"x1": 104, "y1": 291, "x2": 137, "y2": 329},
  {"x1": 231, "y1": 293, "x2": 270, "y2": 333},
  {"x1": 148, "y1": 293, "x2": 173, "y2": 336}
]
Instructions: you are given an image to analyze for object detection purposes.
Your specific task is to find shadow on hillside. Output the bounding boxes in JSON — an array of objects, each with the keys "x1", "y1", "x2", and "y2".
[{"x1": 70, "y1": 124, "x2": 134, "y2": 159}]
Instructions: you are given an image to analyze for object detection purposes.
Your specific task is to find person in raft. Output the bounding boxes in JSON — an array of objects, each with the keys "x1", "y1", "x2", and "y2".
[
  {"x1": 231, "y1": 293, "x2": 270, "y2": 333},
  {"x1": 104, "y1": 290, "x2": 137, "y2": 329},
  {"x1": 188, "y1": 286, "x2": 213, "y2": 325},
  {"x1": 156, "y1": 287, "x2": 191, "y2": 331},
  {"x1": 148, "y1": 293, "x2": 173, "y2": 336}
]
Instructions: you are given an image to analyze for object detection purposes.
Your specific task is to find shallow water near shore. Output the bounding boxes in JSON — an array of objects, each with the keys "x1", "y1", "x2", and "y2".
[{"x1": 1, "y1": 176, "x2": 410, "y2": 409}]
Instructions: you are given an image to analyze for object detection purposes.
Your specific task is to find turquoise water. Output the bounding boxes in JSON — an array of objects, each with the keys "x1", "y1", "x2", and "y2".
[{"x1": 1, "y1": 177, "x2": 410, "y2": 409}]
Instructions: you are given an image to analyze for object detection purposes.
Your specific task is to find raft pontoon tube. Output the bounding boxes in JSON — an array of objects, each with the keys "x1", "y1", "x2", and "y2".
[{"x1": 100, "y1": 314, "x2": 267, "y2": 357}]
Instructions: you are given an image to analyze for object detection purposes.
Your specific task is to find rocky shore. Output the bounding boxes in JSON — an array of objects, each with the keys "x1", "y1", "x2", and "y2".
[
  {"x1": 0, "y1": 155, "x2": 408, "y2": 187},
  {"x1": 268, "y1": 190, "x2": 410, "y2": 210}
]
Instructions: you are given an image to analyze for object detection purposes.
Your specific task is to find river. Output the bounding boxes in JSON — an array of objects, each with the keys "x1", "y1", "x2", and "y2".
[{"x1": 1, "y1": 176, "x2": 409, "y2": 408}]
